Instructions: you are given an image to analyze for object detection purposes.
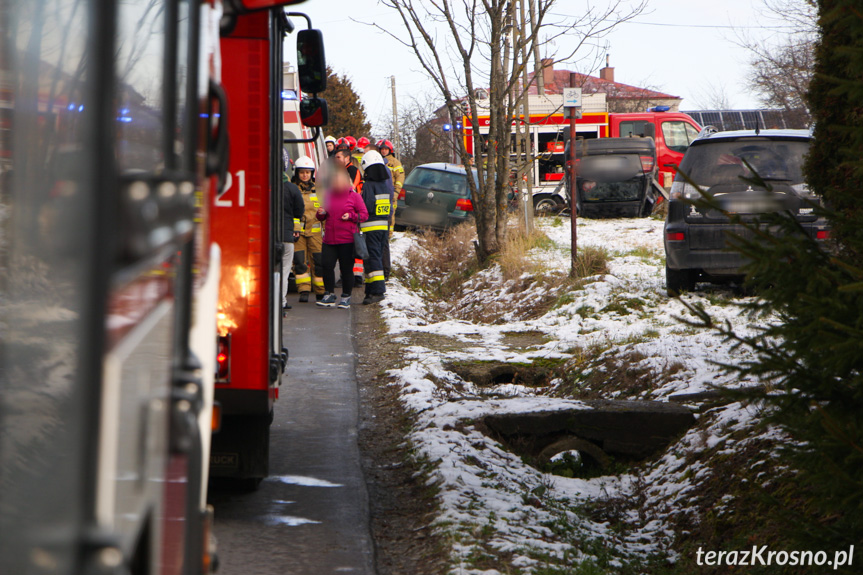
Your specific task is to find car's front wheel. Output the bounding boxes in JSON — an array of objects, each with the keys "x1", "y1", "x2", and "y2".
[
  {"x1": 533, "y1": 194, "x2": 565, "y2": 217},
  {"x1": 666, "y1": 265, "x2": 696, "y2": 296}
]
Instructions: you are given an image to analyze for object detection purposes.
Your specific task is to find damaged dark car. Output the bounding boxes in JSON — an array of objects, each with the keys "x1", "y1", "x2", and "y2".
[{"x1": 564, "y1": 137, "x2": 662, "y2": 219}]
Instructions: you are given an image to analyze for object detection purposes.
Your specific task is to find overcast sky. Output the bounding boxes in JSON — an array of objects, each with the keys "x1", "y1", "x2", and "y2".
[{"x1": 286, "y1": 0, "x2": 794, "y2": 134}]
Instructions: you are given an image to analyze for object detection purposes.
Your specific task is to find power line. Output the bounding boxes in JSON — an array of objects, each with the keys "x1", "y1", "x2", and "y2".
[
  {"x1": 623, "y1": 19, "x2": 797, "y2": 30},
  {"x1": 548, "y1": 14, "x2": 798, "y2": 30}
]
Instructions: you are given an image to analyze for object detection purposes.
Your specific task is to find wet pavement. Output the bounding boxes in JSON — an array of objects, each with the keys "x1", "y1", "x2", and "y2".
[{"x1": 210, "y1": 300, "x2": 375, "y2": 575}]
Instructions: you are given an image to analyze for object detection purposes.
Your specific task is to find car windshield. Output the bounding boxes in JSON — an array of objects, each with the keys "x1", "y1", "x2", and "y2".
[
  {"x1": 580, "y1": 178, "x2": 642, "y2": 202},
  {"x1": 680, "y1": 137, "x2": 810, "y2": 187},
  {"x1": 405, "y1": 167, "x2": 475, "y2": 197}
]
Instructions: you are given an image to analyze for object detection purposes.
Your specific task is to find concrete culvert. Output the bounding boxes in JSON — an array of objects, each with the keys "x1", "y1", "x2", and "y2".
[
  {"x1": 446, "y1": 360, "x2": 560, "y2": 388},
  {"x1": 483, "y1": 399, "x2": 696, "y2": 473}
]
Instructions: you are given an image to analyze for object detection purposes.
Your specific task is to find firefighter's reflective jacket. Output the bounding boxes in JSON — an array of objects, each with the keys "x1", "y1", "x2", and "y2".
[
  {"x1": 296, "y1": 179, "x2": 322, "y2": 237},
  {"x1": 359, "y1": 177, "x2": 394, "y2": 233},
  {"x1": 385, "y1": 155, "x2": 405, "y2": 193}
]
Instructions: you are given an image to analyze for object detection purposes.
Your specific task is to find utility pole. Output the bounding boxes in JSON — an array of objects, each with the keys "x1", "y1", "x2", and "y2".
[
  {"x1": 519, "y1": 0, "x2": 535, "y2": 232},
  {"x1": 567, "y1": 72, "x2": 580, "y2": 277},
  {"x1": 390, "y1": 76, "x2": 401, "y2": 155}
]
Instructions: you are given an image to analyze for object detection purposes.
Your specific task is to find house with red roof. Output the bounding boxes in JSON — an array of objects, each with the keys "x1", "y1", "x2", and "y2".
[{"x1": 528, "y1": 57, "x2": 683, "y2": 113}]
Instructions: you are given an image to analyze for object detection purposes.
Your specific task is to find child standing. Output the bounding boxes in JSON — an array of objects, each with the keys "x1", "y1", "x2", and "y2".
[{"x1": 315, "y1": 164, "x2": 369, "y2": 309}]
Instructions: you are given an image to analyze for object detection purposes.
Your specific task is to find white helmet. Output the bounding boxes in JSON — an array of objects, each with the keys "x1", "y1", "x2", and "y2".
[
  {"x1": 361, "y1": 150, "x2": 385, "y2": 170},
  {"x1": 294, "y1": 156, "x2": 315, "y2": 171}
]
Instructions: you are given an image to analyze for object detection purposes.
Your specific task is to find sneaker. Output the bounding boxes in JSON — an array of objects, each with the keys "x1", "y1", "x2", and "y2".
[
  {"x1": 338, "y1": 295, "x2": 351, "y2": 309},
  {"x1": 363, "y1": 294, "x2": 385, "y2": 305},
  {"x1": 316, "y1": 293, "x2": 336, "y2": 308},
  {"x1": 298, "y1": 292, "x2": 309, "y2": 303},
  {"x1": 315, "y1": 293, "x2": 324, "y2": 302}
]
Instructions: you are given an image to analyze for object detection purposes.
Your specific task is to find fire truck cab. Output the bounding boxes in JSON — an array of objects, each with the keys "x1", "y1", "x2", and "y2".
[
  {"x1": 608, "y1": 108, "x2": 702, "y2": 188},
  {"x1": 209, "y1": 5, "x2": 328, "y2": 487}
]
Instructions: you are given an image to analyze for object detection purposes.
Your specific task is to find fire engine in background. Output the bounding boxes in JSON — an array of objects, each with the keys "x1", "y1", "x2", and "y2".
[
  {"x1": 461, "y1": 93, "x2": 701, "y2": 214},
  {"x1": 0, "y1": 0, "x2": 230, "y2": 573},
  {"x1": 209, "y1": 6, "x2": 328, "y2": 487}
]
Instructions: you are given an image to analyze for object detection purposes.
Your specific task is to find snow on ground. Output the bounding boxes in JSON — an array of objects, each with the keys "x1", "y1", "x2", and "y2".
[{"x1": 380, "y1": 217, "x2": 779, "y2": 574}]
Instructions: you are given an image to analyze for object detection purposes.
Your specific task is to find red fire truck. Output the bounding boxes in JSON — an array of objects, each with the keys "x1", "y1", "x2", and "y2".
[
  {"x1": 209, "y1": 6, "x2": 328, "y2": 486},
  {"x1": 0, "y1": 0, "x2": 324, "y2": 572},
  {"x1": 462, "y1": 96, "x2": 701, "y2": 214},
  {"x1": 0, "y1": 0, "x2": 231, "y2": 573}
]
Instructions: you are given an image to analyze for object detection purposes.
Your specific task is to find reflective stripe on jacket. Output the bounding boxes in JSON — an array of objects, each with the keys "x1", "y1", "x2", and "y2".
[{"x1": 297, "y1": 180, "x2": 322, "y2": 237}]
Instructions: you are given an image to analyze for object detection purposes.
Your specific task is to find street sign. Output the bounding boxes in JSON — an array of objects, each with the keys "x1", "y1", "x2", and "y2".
[{"x1": 563, "y1": 87, "x2": 582, "y2": 109}]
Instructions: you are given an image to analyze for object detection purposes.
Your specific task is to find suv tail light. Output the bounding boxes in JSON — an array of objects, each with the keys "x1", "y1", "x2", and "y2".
[
  {"x1": 455, "y1": 198, "x2": 473, "y2": 212},
  {"x1": 398, "y1": 188, "x2": 406, "y2": 201},
  {"x1": 216, "y1": 335, "x2": 230, "y2": 381},
  {"x1": 816, "y1": 230, "x2": 831, "y2": 240},
  {"x1": 666, "y1": 232, "x2": 685, "y2": 241},
  {"x1": 640, "y1": 155, "x2": 655, "y2": 172}
]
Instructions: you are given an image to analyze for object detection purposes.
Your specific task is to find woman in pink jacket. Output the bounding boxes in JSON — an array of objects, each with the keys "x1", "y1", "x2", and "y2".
[{"x1": 315, "y1": 164, "x2": 369, "y2": 308}]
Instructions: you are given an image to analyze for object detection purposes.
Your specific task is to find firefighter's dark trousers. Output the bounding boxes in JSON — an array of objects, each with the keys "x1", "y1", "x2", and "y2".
[{"x1": 363, "y1": 229, "x2": 388, "y2": 296}]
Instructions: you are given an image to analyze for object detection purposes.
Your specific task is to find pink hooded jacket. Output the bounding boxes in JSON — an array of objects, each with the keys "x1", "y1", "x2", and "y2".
[{"x1": 316, "y1": 186, "x2": 369, "y2": 245}]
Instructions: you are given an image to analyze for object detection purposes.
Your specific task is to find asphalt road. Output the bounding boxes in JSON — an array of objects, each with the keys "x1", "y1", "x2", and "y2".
[{"x1": 210, "y1": 300, "x2": 375, "y2": 575}]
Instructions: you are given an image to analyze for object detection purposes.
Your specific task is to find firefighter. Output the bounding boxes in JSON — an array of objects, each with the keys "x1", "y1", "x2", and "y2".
[
  {"x1": 291, "y1": 156, "x2": 325, "y2": 302},
  {"x1": 359, "y1": 150, "x2": 393, "y2": 304},
  {"x1": 355, "y1": 136, "x2": 371, "y2": 162},
  {"x1": 343, "y1": 135, "x2": 363, "y2": 175},
  {"x1": 378, "y1": 139, "x2": 405, "y2": 201},
  {"x1": 282, "y1": 170, "x2": 305, "y2": 313},
  {"x1": 378, "y1": 139, "x2": 403, "y2": 279},
  {"x1": 324, "y1": 135, "x2": 337, "y2": 157},
  {"x1": 335, "y1": 142, "x2": 362, "y2": 191}
]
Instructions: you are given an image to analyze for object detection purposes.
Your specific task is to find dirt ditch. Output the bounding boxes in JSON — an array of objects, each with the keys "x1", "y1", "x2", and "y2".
[{"x1": 352, "y1": 305, "x2": 450, "y2": 575}]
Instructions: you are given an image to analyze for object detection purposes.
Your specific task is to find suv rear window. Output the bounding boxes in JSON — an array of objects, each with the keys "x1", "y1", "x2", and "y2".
[
  {"x1": 405, "y1": 167, "x2": 473, "y2": 197},
  {"x1": 679, "y1": 137, "x2": 810, "y2": 187}
]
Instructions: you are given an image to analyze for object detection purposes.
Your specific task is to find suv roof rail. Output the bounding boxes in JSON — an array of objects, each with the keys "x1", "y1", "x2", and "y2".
[{"x1": 697, "y1": 125, "x2": 719, "y2": 139}]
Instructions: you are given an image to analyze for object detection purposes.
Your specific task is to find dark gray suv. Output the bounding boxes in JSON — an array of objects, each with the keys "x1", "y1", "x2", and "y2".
[{"x1": 664, "y1": 129, "x2": 829, "y2": 295}]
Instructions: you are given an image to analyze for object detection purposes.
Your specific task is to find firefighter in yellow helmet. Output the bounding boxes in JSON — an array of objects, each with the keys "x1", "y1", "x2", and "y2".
[
  {"x1": 377, "y1": 139, "x2": 404, "y2": 232},
  {"x1": 291, "y1": 156, "x2": 326, "y2": 302}
]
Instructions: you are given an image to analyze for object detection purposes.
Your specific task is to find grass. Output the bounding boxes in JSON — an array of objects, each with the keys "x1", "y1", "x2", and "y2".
[
  {"x1": 494, "y1": 225, "x2": 556, "y2": 281},
  {"x1": 573, "y1": 245, "x2": 610, "y2": 279},
  {"x1": 398, "y1": 219, "x2": 587, "y2": 323}
]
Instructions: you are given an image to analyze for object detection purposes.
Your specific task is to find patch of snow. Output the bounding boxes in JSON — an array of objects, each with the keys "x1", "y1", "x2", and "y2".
[{"x1": 382, "y1": 221, "x2": 782, "y2": 572}]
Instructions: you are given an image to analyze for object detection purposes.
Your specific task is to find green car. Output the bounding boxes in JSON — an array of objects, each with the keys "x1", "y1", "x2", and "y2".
[{"x1": 394, "y1": 163, "x2": 478, "y2": 231}]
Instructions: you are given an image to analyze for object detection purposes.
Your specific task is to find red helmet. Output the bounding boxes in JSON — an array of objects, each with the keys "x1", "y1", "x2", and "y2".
[
  {"x1": 345, "y1": 136, "x2": 357, "y2": 150},
  {"x1": 335, "y1": 138, "x2": 351, "y2": 153},
  {"x1": 357, "y1": 136, "x2": 371, "y2": 149},
  {"x1": 378, "y1": 139, "x2": 395, "y2": 153}
]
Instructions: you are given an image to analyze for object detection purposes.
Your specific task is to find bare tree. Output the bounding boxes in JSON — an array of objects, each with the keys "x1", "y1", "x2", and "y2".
[
  {"x1": 369, "y1": 0, "x2": 646, "y2": 261},
  {"x1": 739, "y1": 0, "x2": 816, "y2": 122},
  {"x1": 692, "y1": 80, "x2": 735, "y2": 110},
  {"x1": 375, "y1": 92, "x2": 450, "y2": 173}
]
